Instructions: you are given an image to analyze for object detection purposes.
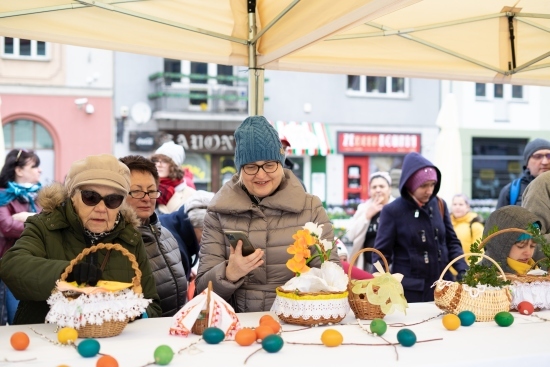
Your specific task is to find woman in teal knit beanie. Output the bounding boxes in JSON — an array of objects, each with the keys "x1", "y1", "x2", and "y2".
[{"x1": 195, "y1": 116, "x2": 340, "y2": 312}]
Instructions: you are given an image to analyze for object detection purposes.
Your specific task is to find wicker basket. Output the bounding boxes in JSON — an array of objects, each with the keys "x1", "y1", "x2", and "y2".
[
  {"x1": 272, "y1": 287, "x2": 349, "y2": 326},
  {"x1": 191, "y1": 281, "x2": 212, "y2": 335},
  {"x1": 55, "y1": 243, "x2": 144, "y2": 338},
  {"x1": 475, "y1": 228, "x2": 550, "y2": 311},
  {"x1": 434, "y1": 253, "x2": 511, "y2": 322},
  {"x1": 347, "y1": 248, "x2": 389, "y2": 320}
]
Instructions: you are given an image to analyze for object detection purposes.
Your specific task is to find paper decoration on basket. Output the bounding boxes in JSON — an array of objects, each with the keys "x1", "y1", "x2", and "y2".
[
  {"x1": 350, "y1": 261, "x2": 408, "y2": 315},
  {"x1": 508, "y1": 268, "x2": 550, "y2": 310},
  {"x1": 169, "y1": 285, "x2": 241, "y2": 339}
]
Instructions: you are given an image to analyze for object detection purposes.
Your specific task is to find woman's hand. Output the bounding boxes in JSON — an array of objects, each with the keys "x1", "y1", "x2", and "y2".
[
  {"x1": 225, "y1": 240, "x2": 264, "y2": 282},
  {"x1": 365, "y1": 195, "x2": 385, "y2": 220}
]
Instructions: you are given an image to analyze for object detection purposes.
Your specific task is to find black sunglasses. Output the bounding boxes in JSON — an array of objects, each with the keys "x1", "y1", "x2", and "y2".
[{"x1": 79, "y1": 190, "x2": 125, "y2": 210}]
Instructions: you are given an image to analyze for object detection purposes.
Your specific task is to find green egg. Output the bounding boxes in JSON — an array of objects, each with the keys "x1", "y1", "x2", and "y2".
[
  {"x1": 458, "y1": 311, "x2": 476, "y2": 326},
  {"x1": 369, "y1": 319, "x2": 388, "y2": 336},
  {"x1": 77, "y1": 338, "x2": 100, "y2": 358},
  {"x1": 154, "y1": 345, "x2": 174, "y2": 365},
  {"x1": 261, "y1": 334, "x2": 284, "y2": 353},
  {"x1": 396, "y1": 329, "x2": 416, "y2": 347},
  {"x1": 494, "y1": 311, "x2": 514, "y2": 327},
  {"x1": 203, "y1": 327, "x2": 225, "y2": 344}
]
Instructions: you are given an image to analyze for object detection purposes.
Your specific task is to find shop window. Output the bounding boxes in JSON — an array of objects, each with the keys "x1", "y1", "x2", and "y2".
[
  {"x1": 1, "y1": 37, "x2": 49, "y2": 60},
  {"x1": 471, "y1": 137, "x2": 527, "y2": 200},
  {"x1": 346, "y1": 75, "x2": 409, "y2": 98},
  {"x1": 3, "y1": 119, "x2": 54, "y2": 184}
]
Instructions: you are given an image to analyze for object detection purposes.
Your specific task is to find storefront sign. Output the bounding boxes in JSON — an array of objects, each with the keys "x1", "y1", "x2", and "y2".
[
  {"x1": 337, "y1": 132, "x2": 420, "y2": 154},
  {"x1": 164, "y1": 130, "x2": 235, "y2": 153},
  {"x1": 129, "y1": 131, "x2": 160, "y2": 151}
]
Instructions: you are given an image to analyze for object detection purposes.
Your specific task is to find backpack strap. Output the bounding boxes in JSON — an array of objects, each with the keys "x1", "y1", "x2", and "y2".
[
  {"x1": 509, "y1": 178, "x2": 522, "y2": 205},
  {"x1": 437, "y1": 197, "x2": 445, "y2": 219}
]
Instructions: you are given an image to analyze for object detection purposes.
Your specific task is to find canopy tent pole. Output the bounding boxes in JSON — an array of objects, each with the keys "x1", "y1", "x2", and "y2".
[{"x1": 248, "y1": 0, "x2": 264, "y2": 116}]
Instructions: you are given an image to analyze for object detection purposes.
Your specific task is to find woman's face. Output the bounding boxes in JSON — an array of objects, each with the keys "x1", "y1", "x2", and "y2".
[
  {"x1": 241, "y1": 160, "x2": 283, "y2": 198},
  {"x1": 411, "y1": 181, "x2": 436, "y2": 205},
  {"x1": 72, "y1": 184, "x2": 124, "y2": 233},
  {"x1": 369, "y1": 177, "x2": 391, "y2": 204},
  {"x1": 15, "y1": 158, "x2": 41, "y2": 184},
  {"x1": 154, "y1": 157, "x2": 170, "y2": 178},
  {"x1": 451, "y1": 196, "x2": 469, "y2": 218},
  {"x1": 509, "y1": 239, "x2": 536, "y2": 263},
  {"x1": 127, "y1": 170, "x2": 157, "y2": 222}
]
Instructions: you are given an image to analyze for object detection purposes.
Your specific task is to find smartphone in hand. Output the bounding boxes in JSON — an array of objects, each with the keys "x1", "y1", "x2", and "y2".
[{"x1": 224, "y1": 230, "x2": 256, "y2": 257}]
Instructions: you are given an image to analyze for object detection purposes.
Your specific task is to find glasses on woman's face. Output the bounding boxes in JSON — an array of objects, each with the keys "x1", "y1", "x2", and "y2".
[
  {"x1": 128, "y1": 190, "x2": 162, "y2": 199},
  {"x1": 79, "y1": 190, "x2": 125, "y2": 210},
  {"x1": 242, "y1": 161, "x2": 280, "y2": 175}
]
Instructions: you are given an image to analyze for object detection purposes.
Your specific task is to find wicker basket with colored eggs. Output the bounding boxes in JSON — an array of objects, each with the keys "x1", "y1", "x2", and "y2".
[{"x1": 46, "y1": 243, "x2": 151, "y2": 338}]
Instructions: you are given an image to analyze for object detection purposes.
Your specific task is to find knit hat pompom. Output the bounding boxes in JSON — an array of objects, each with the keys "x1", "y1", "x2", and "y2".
[
  {"x1": 234, "y1": 116, "x2": 285, "y2": 172},
  {"x1": 405, "y1": 166, "x2": 438, "y2": 193},
  {"x1": 65, "y1": 154, "x2": 131, "y2": 196}
]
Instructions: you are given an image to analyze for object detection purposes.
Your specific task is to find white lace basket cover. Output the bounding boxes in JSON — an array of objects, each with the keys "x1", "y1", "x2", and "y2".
[
  {"x1": 46, "y1": 288, "x2": 151, "y2": 329},
  {"x1": 510, "y1": 280, "x2": 550, "y2": 310},
  {"x1": 271, "y1": 288, "x2": 350, "y2": 325}
]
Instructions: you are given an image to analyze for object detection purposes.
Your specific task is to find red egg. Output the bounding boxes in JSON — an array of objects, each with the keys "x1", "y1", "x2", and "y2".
[{"x1": 517, "y1": 301, "x2": 535, "y2": 315}]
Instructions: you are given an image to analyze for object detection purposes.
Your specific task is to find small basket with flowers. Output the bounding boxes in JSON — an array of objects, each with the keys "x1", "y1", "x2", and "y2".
[
  {"x1": 46, "y1": 243, "x2": 152, "y2": 338},
  {"x1": 270, "y1": 223, "x2": 350, "y2": 326}
]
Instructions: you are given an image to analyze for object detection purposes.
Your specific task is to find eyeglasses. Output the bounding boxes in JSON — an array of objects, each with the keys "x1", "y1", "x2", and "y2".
[
  {"x1": 242, "y1": 161, "x2": 280, "y2": 175},
  {"x1": 79, "y1": 190, "x2": 125, "y2": 209},
  {"x1": 128, "y1": 190, "x2": 161, "y2": 199},
  {"x1": 531, "y1": 153, "x2": 550, "y2": 161}
]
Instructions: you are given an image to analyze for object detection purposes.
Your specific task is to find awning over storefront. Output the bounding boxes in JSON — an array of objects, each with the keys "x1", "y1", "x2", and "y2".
[{"x1": 272, "y1": 121, "x2": 334, "y2": 156}]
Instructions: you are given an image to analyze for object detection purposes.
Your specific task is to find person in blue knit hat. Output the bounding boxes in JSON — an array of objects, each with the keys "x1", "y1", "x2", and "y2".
[{"x1": 195, "y1": 116, "x2": 340, "y2": 312}]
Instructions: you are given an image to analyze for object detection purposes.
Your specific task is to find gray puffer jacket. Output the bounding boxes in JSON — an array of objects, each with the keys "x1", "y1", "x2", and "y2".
[
  {"x1": 195, "y1": 169, "x2": 340, "y2": 313},
  {"x1": 139, "y1": 213, "x2": 187, "y2": 316}
]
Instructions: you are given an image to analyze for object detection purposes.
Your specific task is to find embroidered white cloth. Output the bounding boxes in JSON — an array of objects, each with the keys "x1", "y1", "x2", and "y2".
[
  {"x1": 46, "y1": 288, "x2": 151, "y2": 328},
  {"x1": 270, "y1": 290, "x2": 350, "y2": 321},
  {"x1": 169, "y1": 287, "x2": 240, "y2": 339},
  {"x1": 280, "y1": 262, "x2": 348, "y2": 293},
  {"x1": 511, "y1": 281, "x2": 550, "y2": 310}
]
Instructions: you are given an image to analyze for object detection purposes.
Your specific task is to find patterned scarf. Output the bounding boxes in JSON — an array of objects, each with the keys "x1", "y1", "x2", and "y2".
[
  {"x1": 0, "y1": 181, "x2": 42, "y2": 212},
  {"x1": 157, "y1": 177, "x2": 184, "y2": 206}
]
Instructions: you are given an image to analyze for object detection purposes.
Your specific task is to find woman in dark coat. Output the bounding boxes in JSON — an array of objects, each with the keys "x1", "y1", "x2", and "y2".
[{"x1": 372, "y1": 152, "x2": 468, "y2": 302}]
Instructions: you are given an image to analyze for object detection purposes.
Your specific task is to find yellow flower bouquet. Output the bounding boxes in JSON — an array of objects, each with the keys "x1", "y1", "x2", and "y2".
[{"x1": 270, "y1": 222, "x2": 350, "y2": 326}]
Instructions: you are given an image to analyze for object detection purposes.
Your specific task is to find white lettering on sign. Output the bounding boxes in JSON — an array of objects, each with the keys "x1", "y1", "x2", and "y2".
[
  {"x1": 341, "y1": 133, "x2": 355, "y2": 147},
  {"x1": 135, "y1": 137, "x2": 154, "y2": 146},
  {"x1": 378, "y1": 134, "x2": 417, "y2": 149},
  {"x1": 176, "y1": 133, "x2": 234, "y2": 152}
]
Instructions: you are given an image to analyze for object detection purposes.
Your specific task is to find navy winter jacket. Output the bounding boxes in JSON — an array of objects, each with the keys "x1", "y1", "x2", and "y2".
[{"x1": 372, "y1": 152, "x2": 468, "y2": 302}]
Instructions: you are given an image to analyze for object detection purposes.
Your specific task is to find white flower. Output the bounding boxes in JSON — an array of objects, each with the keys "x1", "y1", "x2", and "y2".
[{"x1": 303, "y1": 222, "x2": 323, "y2": 237}]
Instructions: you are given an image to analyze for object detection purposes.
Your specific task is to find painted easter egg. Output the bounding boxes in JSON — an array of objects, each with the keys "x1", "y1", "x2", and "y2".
[
  {"x1": 458, "y1": 311, "x2": 476, "y2": 326},
  {"x1": 10, "y1": 332, "x2": 30, "y2": 351},
  {"x1": 203, "y1": 327, "x2": 225, "y2": 344},
  {"x1": 517, "y1": 301, "x2": 535, "y2": 315},
  {"x1": 154, "y1": 345, "x2": 174, "y2": 365},
  {"x1": 369, "y1": 319, "x2": 387, "y2": 336},
  {"x1": 77, "y1": 339, "x2": 100, "y2": 358},
  {"x1": 442, "y1": 314, "x2": 461, "y2": 331},
  {"x1": 261, "y1": 334, "x2": 284, "y2": 353},
  {"x1": 396, "y1": 329, "x2": 416, "y2": 347},
  {"x1": 321, "y1": 329, "x2": 343, "y2": 347},
  {"x1": 57, "y1": 327, "x2": 78, "y2": 344},
  {"x1": 494, "y1": 311, "x2": 514, "y2": 327},
  {"x1": 96, "y1": 355, "x2": 119, "y2": 367}
]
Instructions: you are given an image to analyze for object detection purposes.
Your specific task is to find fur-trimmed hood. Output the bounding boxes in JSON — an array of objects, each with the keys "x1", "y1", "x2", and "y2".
[{"x1": 37, "y1": 182, "x2": 140, "y2": 228}]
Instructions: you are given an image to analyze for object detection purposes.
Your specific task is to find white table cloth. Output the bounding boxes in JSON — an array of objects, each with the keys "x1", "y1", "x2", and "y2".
[{"x1": 0, "y1": 302, "x2": 548, "y2": 367}]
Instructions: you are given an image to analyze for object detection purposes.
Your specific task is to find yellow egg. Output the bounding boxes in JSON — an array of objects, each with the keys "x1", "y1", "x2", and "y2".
[
  {"x1": 321, "y1": 329, "x2": 343, "y2": 347},
  {"x1": 442, "y1": 314, "x2": 461, "y2": 331},
  {"x1": 57, "y1": 327, "x2": 78, "y2": 344}
]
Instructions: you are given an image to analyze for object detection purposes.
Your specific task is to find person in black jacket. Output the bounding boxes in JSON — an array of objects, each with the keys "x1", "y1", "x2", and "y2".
[{"x1": 372, "y1": 152, "x2": 468, "y2": 303}]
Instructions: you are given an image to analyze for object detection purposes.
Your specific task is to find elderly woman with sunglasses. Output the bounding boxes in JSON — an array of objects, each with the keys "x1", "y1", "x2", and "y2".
[
  {"x1": 0, "y1": 154, "x2": 161, "y2": 324},
  {"x1": 195, "y1": 116, "x2": 339, "y2": 313}
]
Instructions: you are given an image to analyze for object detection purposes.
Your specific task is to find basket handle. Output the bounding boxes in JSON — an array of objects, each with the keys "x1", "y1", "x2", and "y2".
[
  {"x1": 60, "y1": 243, "x2": 142, "y2": 294},
  {"x1": 348, "y1": 247, "x2": 389, "y2": 278},
  {"x1": 477, "y1": 228, "x2": 531, "y2": 250},
  {"x1": 438, "y1": 253, "x2": 507, "y2": 282}
]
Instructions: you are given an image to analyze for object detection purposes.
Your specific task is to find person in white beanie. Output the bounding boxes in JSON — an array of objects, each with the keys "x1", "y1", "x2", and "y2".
[{"x1": 151, "y1": 141, "x2": 196, "y2": 214}]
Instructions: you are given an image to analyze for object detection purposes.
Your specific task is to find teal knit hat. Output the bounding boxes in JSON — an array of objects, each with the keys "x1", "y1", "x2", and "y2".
[{"x1": 234, "y1": 116, "x2": 285, "y2": 172}]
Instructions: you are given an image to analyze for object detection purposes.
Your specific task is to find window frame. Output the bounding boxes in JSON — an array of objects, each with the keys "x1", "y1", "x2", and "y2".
[
  {"x1": 346, "y1": 75, "x2": 410, "y2": 99},
  {"x1": 474, "y1": 82, "x2": 527, "y2": 102},
  {"x1": 1, "y1": 37, "x2": 51, "y2": 61}
]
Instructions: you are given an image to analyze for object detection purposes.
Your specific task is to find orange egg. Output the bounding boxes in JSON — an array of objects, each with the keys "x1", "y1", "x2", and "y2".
[
  {"x1": 259, "y1": 314, "x2": 276, "y2": 325},
  {"x1": 235, "y1": 328, "x2": 257, "y2": 346},
  {"x1": 96, "y1": 355, "x2": 119, "y2": 367},
  {"x1": 261, "y1": 319, "x2": 281, "y2": 333},
  {"x1": 10, "y1": 332, "x2": 30, "y2": 351},
  {"x1": 255, "y1": 325, "x2": 275, "y2": 341}
]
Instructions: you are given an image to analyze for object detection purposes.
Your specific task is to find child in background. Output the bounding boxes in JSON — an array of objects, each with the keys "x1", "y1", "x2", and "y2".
[
  {"x1": 337, "y1": 239, "x2": 373, "y2": 280},
  {"x1": 481, "y1": 205, "x2": 544, "y2": 275}
]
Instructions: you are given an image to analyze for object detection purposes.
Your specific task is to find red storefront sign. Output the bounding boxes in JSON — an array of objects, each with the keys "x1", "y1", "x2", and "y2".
[{"x1": 337, "y1": 132, "x2": 421, "y2": 154}]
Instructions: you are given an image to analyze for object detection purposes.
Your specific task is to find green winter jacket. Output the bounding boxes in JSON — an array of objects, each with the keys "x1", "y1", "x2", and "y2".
[{"x1": 0, "y1": 183, "x2": 162, "y2": 324}]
